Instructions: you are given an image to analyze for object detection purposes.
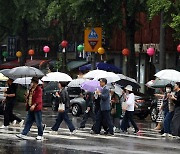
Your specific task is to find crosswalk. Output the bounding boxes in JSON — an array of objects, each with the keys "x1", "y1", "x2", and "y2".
[{"x1": 0, "y1": 125, "x2": 166, "y2": 141}]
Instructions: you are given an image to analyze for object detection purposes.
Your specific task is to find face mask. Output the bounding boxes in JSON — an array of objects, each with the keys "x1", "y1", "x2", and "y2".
[{"x1": 166, "y1": 88, "x2": 171, "y2": 93}]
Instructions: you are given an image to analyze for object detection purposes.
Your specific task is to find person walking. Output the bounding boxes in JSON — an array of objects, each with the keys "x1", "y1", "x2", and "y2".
[
  {"x1": 161, "y1": 84, "x2": 175, "y2": 137},
  {"x1": 170, "y1": 82, "x2": 180, "y2": 138},
  {"x1": 94, "y1": 78, "x2": 114, "y2": 135},
  {"x1": 0, "y1": 78, "x2": 24, "y2": 129},
  {"x1": 79, "y1": 91, "x2": 95, "y2": 129},
  {"x1": 16, "y1": 77, "x2": 44, "y2": 140},
  {"x1": 120, "y1": 85, "x2": 139, "y2": 134},
  {"x1": 50, "y1": 82, "x2": 76, "y2": 135},
  {"x1": 109, "y1": 88, "x2": 121, "y2": 131}
]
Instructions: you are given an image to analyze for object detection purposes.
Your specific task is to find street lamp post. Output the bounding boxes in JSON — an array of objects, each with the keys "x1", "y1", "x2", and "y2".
[{"x1": 60, "y1": 40, "x2": 68, "y2": 72}]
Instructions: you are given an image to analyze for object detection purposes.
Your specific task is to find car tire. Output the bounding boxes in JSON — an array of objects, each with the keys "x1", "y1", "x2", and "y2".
[
  {"x1": 51, "y1": 98, "x2": 58, "y2": 111},
  {"x1": 150, "y1": 106, "x2": 158, "y2": 122},
  {"x1": 71, "y1": 104, "x2": 81, "y2": 116}
]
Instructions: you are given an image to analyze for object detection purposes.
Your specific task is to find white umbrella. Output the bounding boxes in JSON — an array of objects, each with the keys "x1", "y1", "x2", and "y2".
[
  {"x1": 13, "y1": 77, "x2": 43, "y2": 85},
  {"x1": 42, "y1": 72, "x2": 72, "y2": 82},
  {"x1": 67, "y1": 78, "x2": 88, "y2": 87},
  {"x1": 154, "y1": 69, "x2": 180, "y2": 82},
  {"x1": 7, "y1": 66, "x2": 44, "y2": 78},
  {"x1": 84, "y1": 70, "x2": 120, "y2": 83},
  {"x1": 83, "y1": 70, "x2": 108, "y2": 79}
]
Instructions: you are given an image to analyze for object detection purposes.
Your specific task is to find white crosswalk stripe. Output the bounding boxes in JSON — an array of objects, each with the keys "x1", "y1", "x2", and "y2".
[{"x1": 0, "y1": 125, "x2": 170, "y2": 141}]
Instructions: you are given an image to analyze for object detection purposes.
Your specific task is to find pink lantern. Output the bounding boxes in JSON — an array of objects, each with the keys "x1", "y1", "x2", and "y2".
[
  {"x1": 147, "y1": 47, "x2": 155, "y2": 62},
  {"x1": 177, "y1": 44, "x2": 180, "y2": 53},
  {"x1": 43, "y1": 46, "x2": 50, "y2": 57}
]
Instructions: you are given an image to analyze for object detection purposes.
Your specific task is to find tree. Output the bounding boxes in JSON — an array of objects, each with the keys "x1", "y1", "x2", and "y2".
[
  {"x1": 0, "y1": 0, "x2": 47, "y2": 65},
  {"x1": 147, "y1": 0, "x2": 180, "y2": 40}
]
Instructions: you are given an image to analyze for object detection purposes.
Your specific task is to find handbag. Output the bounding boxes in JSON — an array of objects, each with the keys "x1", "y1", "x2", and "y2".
[
  {"x1": 111, "y1": 107, "x2": 116, "y2": 115},
  {"x1": 122, "y1": 101, "x2": 127, "y2": 111},
  {"x1": 58, "y1": 103, "x2": 65, "y2": 112}
]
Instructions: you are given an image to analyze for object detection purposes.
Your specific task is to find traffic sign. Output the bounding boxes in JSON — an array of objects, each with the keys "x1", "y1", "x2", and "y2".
[{"x1": 84, "y1": 27, "x2": 102, "y2": 52}]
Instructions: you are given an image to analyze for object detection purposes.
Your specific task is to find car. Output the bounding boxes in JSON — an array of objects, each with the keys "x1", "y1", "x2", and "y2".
[
  {"x1": 149, "y1": 98, "x2": 158, "y2": 122},
  {"x1": 134, "y1": 93, "x2": 152, "y2": 119},
  {"x1": 69, "y1": 90, "x2": 153, "y2": 119},
  {"x1": 42, "y1": 81, "x2": 59, "y2": 110}
]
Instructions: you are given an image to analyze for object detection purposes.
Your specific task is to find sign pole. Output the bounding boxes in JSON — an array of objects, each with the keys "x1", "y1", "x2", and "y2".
[{"x1": 91, "y1": 52, "x2": 96, "y2": 70}]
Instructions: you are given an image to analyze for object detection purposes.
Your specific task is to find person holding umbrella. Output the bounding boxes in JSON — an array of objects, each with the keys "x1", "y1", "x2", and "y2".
[
  {"x1": 16, "y1": 77, "x2": 45, "y2": 140},
  {"x1": 0, "y1": 78, "x2": 24, "y2": 128}
]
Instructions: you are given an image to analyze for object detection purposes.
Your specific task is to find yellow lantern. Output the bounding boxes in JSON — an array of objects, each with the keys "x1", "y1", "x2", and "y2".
[
  {"x1": 98, "y1": 47, "x2": 105, "y2": 60},
  {"x1": 16, "y1": 51, "x2": 22, "y2": 62}
]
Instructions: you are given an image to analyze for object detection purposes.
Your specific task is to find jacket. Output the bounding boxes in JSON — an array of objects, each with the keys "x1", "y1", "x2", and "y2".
[
  {"x1": 26, "y1": 86, "x2": 43, "y2": 111},
  {"x1": 100, "y1": 85, "x2": 111, "y2": 111}
]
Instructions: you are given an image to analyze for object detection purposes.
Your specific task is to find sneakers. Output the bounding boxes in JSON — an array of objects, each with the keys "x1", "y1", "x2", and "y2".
[
  {"x1": 43, "y1": 124, "x2": 46, "y2": 132},
  {"x1": 36, "y1": 136, "x2": 44, "y2": 140},
  {"x1": 161, "y1": 133, "x2": 167, "y2": 137},
  {"x1": 12, "y1": 120, "x2": 17, "y2": 126},
  {"x1": 19, "y1": 120, "x2": 24, "y2": 127},
  {"x1": 134, "y1": 129, "x2": 140, "y2": 134},
  {"x1": 16, "y1": 134, "x2": 28, "y2": 140},
  {"x1": 70, "y1": 130, "x2": 77, "y2": 135},
  {"x1": 0, "y1": 125, "x2": 9, "y2": 129},
  {"x1": 49, "y1": 131, "x2": 58, "y2": 135}
]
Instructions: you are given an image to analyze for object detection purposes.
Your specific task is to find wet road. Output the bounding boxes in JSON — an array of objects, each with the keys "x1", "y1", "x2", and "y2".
[{"x1": 0, "y1": 103, "x2": 179, "y2": 154}]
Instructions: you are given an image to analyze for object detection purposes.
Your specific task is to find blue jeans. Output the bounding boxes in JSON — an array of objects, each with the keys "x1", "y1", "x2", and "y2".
[
  {"x1": 164, "y1": 111, "x2": 174, "y2": 134},
  {"x1": 51, "y1": 109, "x2": 75, "y2": 132},
  {"x1": 22, "y1": 110, "x2": 43, "y2": 136}
]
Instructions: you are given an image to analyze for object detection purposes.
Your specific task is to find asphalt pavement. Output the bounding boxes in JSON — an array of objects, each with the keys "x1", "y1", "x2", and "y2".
[{"x1": 0, "y1": 103, "x2": 179, "y2": 154}]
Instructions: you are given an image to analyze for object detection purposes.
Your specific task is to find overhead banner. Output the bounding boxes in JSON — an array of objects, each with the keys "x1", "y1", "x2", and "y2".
[{"x1": 84, "y1": 27, "x2": 102, "y2": 52}]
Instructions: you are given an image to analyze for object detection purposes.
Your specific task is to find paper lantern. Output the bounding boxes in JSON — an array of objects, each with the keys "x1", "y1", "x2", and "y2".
[
  {"x1": 177, "y1": 44, "x2": 180, "y2": 53},
  {"x1": 98, "y1": 47, "x2": 105, "y2": 60},
  {"x1": 122, "y1": 48, "x2": 130, "y2": 62},
  {"x1": 147, "y1": 47, "x2": 155, "y2": 62},
  {"x1": 28, "y1": 49, "x2": 35, "y2": 60},
  {"x1": 122, "y1": 48, "x2": 130, "y2": 56},
  {"x1": 147, "y1": 47, "x2": 155, "y2": 56},
  {"x1": 43, "y1": 46, "x2": 50, "y2": 57},
  {"x1": 16, "y1": 51, "x2": 22, "y2": 62},
  {"x1": 77, "y1": 44, "x2": 84, "y2": 58},
  {"x1": 98, "y1": 47, "x2": 105, "y2": 55},
  {"x1": 61, "y1": 40, "x2": 68, "y2": 48},
  {"x1": 2, "y1": 51, "x2": 8, "y2": 61}
]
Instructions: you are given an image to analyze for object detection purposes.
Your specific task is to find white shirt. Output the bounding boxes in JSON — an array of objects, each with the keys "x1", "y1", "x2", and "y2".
[{"x1": 126, "y1": 93, "x2": 135, "y2": 111}]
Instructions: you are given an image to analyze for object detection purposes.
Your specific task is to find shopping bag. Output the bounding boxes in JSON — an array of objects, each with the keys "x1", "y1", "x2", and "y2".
[{"x1": 58, "y1": 103, "x2": 65, "y2": 112}]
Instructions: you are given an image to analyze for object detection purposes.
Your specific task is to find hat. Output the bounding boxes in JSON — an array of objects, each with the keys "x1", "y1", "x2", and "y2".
[
  {"x1": 124, "y1": 85, "x2": 133, "y2": 91},
  {"x1": 31, "y1": 77, "x2": 39, "y2": 83}
]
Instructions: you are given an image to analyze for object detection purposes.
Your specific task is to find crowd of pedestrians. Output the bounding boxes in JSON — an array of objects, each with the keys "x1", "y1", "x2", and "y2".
[{"x1": 0, "y1": 76, "x2": 180, "y2": 141}]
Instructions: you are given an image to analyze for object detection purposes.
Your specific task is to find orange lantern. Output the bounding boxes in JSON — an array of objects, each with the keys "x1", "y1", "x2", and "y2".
[
  {"x1": 16, "y1": 51, "x2": 22, "y2": 62},
  {"x1": 98, "y1": 47, "x2": 105, "y2": 60},
  {"x1": 122, "y1": 48, "x2": 130, "y2": 62},
  {"x1": 28, "y1": 49, "x2": 35, "y2": 60}
]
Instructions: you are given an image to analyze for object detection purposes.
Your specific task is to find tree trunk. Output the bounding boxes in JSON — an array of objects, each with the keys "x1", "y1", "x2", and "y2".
[
  {"x1": 125, "y1": 14, "x2": 137, "y2": 79},
  {"x1": 159, "y1": 11, "x2": 166, "y2": 70},
  {"x1": 20, "y1": 19, "x2": 28, "y2": 66}
]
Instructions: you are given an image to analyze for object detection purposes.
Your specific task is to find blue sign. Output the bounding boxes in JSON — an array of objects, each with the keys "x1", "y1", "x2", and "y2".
[{"x1": 88, "y1": 29, "x2": 98, "y2": 39}]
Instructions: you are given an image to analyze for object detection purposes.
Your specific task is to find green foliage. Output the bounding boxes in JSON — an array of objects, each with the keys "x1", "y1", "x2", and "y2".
[{"x1": 147, "y1": 0, "x2": 180, "y2": 40}]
